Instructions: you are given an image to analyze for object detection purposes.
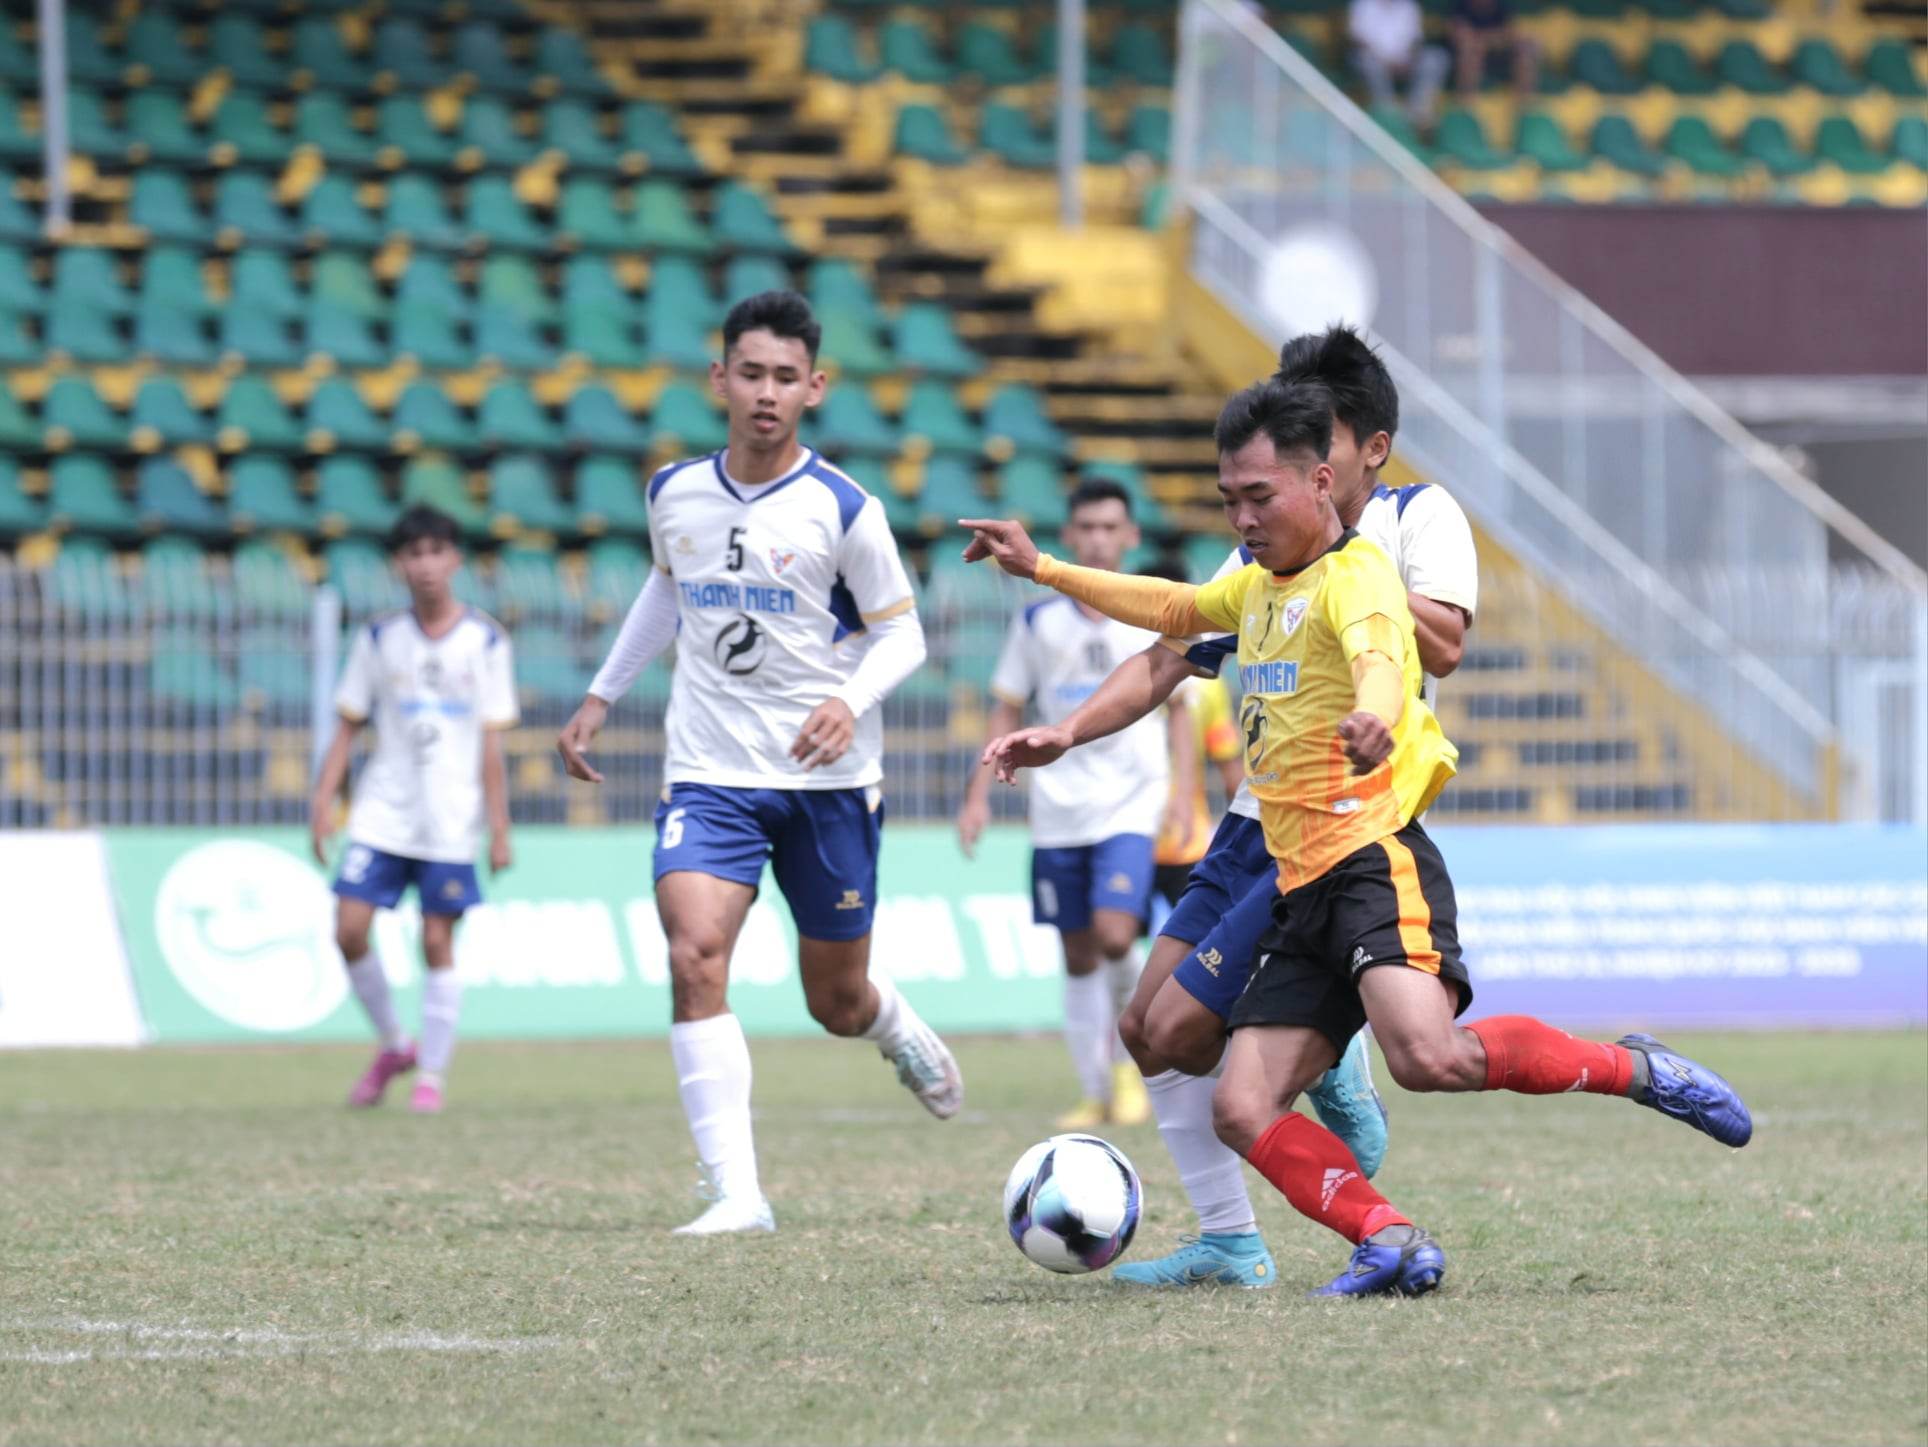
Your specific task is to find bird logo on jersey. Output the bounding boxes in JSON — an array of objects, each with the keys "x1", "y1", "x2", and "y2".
[
  {"x1": 713, "y1": 613, "x2": 768, "y2": 676},
  {"x1": 768, "y1": 547, "x2": 799, "y2": 577},
  {"x1": 1242, "y1": 694, "x2": 1267, "y2": 773}
]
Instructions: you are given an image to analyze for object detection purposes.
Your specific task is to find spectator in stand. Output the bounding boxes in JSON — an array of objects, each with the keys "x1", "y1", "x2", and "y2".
[
  {"x1": 1450, "y1": 0, "x2": 1540, "y2": 97},
  {"x1": 1348, "y1": 0, "x2": 1451, "y2": 131}
]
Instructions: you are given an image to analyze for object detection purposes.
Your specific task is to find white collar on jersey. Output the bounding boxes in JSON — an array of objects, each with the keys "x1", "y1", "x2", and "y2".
[{"x1": 713, "y1": 446, "x2": 818, "y2": 503}]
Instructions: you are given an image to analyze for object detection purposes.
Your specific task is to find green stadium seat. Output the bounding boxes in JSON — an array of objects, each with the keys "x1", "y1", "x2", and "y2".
[
  {"x1": 535, "y1": 28, "x2": 609, "y2": 98},
  {"x1": 306, "y1": 377, "x2": 389, "y2": 451},
  {"x1": 807, "y1": 17, "x2": 882, "y2": 84},
  {"x1": 1126, "y1": 106, "x2": 1172, "y2": 162},
  {"x1": 1112, "y1": 23, "x2": 1173, "y2": 85},
  {"x1": 584, "y1": 534, "x2": 650, "y2": 604},
  {"x1": 1082, "y1": 460, "x2": 1164, "y2": 527},
  {"x1": 479, "y1": 254, "x2": 555, "y2": 322},
  {"x1": 135, "y1": 302, "x2": 216, "y2": 366},
  {"x1": 42, "y1": 376, "x2": 126, "y2": 451},
  {"x1": 495, "y1": 546, "x2": 575, "y2": 619},
  {"x1": 0, "y1": 305, "x2": 29, "y2": 364},
  {"x1": 129, "y1": 171, "x2": 210, "y2": 245},
  {"x1": 218, "y1": 376, "x2": 304, "y2": 452},
  {"x1": 0, "y1": 25, "x2": 37, "y2": 85},
  {"x1": 209, "y1": 14, "x2": 286, "y2": 89},
  {"x1": 374, "y1": 18, "x2": 441, "y2": 90},
  {"x1": 401, "y1": 456, "x2": 488, "y2": 537},
  {"x1": 980, "y1": 104, "x2": 1056, "y2": 168},
  {"x1": 47, "y1": 534, "x2": 134, "y2": 618},
  {"x1": 814, "y1": 387, "x2": 899, "y2": 456},
  {"x1": 1590, "y1": 115, "x2": 1666, "y2": 176},
  {"x1": 881, "y1": 21, "x2": 953, "y2": 84},
  {"x1": 230, "y1": 249, "x2": 303, "y2": 319},
  {"x1": 564, "y1": 386, "x2": 650, "y2": 453},
  {"x1": 568, "y1": 307, "x2": 648, "y2": 367},
  {"x1": 142, "y1": 542, "x2": 221, "y2": 622},
  {"x1": 1665, "y1": 116, "x2": 1745, "y2": 177},
  {"x1": 455, "y1": 23, "x2": 529, "y2": 92},
  {"x1": 474, "y1": 304, "x2": 553, "y2": 369},
  {"x1": 632, "y1": 180, "x2": 711, "y2": 254},
  {"x1": 385, "y1": 173, "x2": 466, "y2": 252},
  {"x1": 392, "y1": 381, "x2": 475, "y2": 451},
  {"x1": 125, "y1": 92, "x2": 204, "y2": 167},
  {"x1": 1815, "y1": 116, "x2": 1888, "y2": 175},
  {"x1": 1894, "y1": 116, "x2": 1928, "y2": 170},
  {"x1": 896, "y1": 303, "x2": 980, "y2": 378},
  {"x1": 67, "y1": 87, "x2": 129, "y2": 157},
  {"x1": 1867, "y1": 39, "x2": 1927, "y2": 100},
  {"x1": 130, "y1": 373, "x2": 213, "y2": 447},
  {"x1": 0, "y1": 454, "x2": 44, "y2": 534},
  {"x1": 465, "y1": 176, "x2": 549, "y2": 250},
  {"x1": 652, "y1": 255, "x2": 719, "y2": 319},
  {"x1": 918, "y1": 457, "x2": 988, "y2": 531},
  {"x1": 723, "y1": 255, "x2": 790, "y2": 306},
  {"x1": 1436, "y1": 109, "x2": 1512, "y2": 169},
  {"x1": 578, "y1": 461, "x2": 652, "y2": 540},
  {"x1": 1567, "y1": 39, "x2": 1641, "y2": 96},
  {"x1": 1740, "y1": 116, "x2": 1813, "y2": 176},
  {"x1": 0, "y1": 244, "x2": 38, "y2": 314},
  {"x1": 0, "y1": 380, "x2": 37, "y2": 450},
  {"x1": 209, "y1": 96, "x2": 292, "y2": 170},
  {"x1": 1644, "y1": 39, "x2": 1717, "y2": 96},
  {"x1": 1079, "y1": 110, "x2": 1126, "y2": 166},
  {"x1": 0, "y1": 90, "x2": 35, "y2": 165},
  {"x1": 1518, "y1": 112, "x2": 1588, "y2": 171},
  {"x1": 1367, "y1": 106, "x2": 1432, "y2": 164},
  {"x1": 219, "y1": 303, "x2": 301, "y2": 368},
  {"x1": 513, "y1": 625, "x2": 587, "y2": 702},
  {"x1": 1036, "y1": 26, "x2": 1113, "y2": 87},
  {"x1": 302, "y1": 175, "x2": 383, "y2": 248},
  {"x1": 397, "y1": 253, "x2": 471, "y2": 319},
  {"x1": 295, "y1": 93, "x2": 379, "y2": 168},
  {"x1": 141, "y1": 247, "x2": 214, "y2": 315},
  {"x1": 0, "y1": 170, "x2": 35, "y2": 243},
  {"x1": 235, "y1": 633, "x2": 310, "y2": 716},
  {"x1": 291, "y1": 16, "x2": 363, "y2": 90},
  {"x1": 54, "y1": 247, "x2": 133, "y2": 313},
  {"x1": 999, "y1": 456, "x2": 1070, "y2": 529},
  {"x1": 228, "y1": 456, "x2": 314, "y2": 533},
  {"x1": 619, "y1": 103, "x2": 702, "y2": 174},
  {"x1": 650, "y1": 381, "x2": 728, "y2": 453},
  {"x1": 894, "y1": 104, "x2": 968, "y2": 165},
  {"x1": 137, "y1": 459, "x2": 227, "y2": 537},
  {"x1": 459, "y1": 95, "x2": 538, "y2": 168},
  {"x1": 45, "y1": 300, "x2": 123, "y2": 363},
  {"x1": 234, "y1": 540, "x2": 311, "y2": 619},
  {"x1": 324, "y1": 538, "x2": 404, "y2": 613},
  {"x1": 1790, "y1": 39, "x2": 1862, "y2": 97},
  {"x1": 478, "y1": 380, "x2": 562, "y2": 451},
  {"x1": 50, "y1": 455, "x2": 138, "y2": 537},
  {"x1": 378, "y1": 97, "x2": 458, "y2": 168},
  {"x1": 983, "y1": 382, "x2": 1069, "y2": 456},
  {"x1": 1716, "y1": 41, "x2": 1787, "y2": 95},
  {"x1": 808, "y1": 257, "x2": 885, "y2": 331},
  {"x1": 544, "y1": 99, "x2": 622, "y2": 170},
  {"x1": 61, "y1": 14, "x2": 119, "y2": 87},
  {"x1": 490, "y1": 456, "x2": 573, "y2": 535},
  {"x1": 958, "y1": 24, "x2": 1036, "y2": 86},
  {"x1": 313, "y1": 251, "x2": 386, "y2": 320},
  {"x1": 317, "y1": 456, "x2": 399, "y2": 537},
  {"x1": 875, "y1": 473, "x2": 923, "y2": 536},
  {"x1": 902, "y1": 379, "x2": 981, "y2": 455},
  {"x1": 306, "y1": 301, "x2": 386, "y2": 369},
  {"x1": 393, "y1": 301, "x2": 473, "y2": 370},
  {"x1": 713, "y1": 182, "x2": 793, "y2": 255},
  {"x1": 818, "y1": 309, "x2": 893, "y2": 378},
  {"x1": 642, "y1": 302, "x2": 711, "y2": 369},
  {"x1": 557, "y1": 175, "x2": 629, "y2": 250}
]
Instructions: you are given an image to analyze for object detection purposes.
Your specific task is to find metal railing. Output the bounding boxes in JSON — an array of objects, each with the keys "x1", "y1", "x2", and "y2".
[{"x1": 1173, "y1": 0, "x2": 1928, "y2": 822}]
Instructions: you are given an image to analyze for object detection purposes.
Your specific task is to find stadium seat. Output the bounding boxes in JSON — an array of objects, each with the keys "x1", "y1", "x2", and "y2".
[
  {"x1": 544, "y1": 99, "x2": 622, "y2": 171},
  {"x1": 228, "y1": 456, "x2": 315, "y2": 533},
  {"x1": 1435, "y1": 109, "x2": 1513, "y2": 169},
  {"x1": 215, "y1": 173, "x2": 301, "y2": 247},
  {"x1": 894, "y1": 105, "x2": 968, "y2": 165},
  {"x1": 373, "y1": 17, "x2": 441, "y2": 90},
  {"x1": 478, "y1": 255, "x2": 555, "y2": 323},
  {"x1": 54, "y1": 247, "x2": 134, "y2": 313},
  {"x1": 513, "y1": 625, "x2": 588, "y2": 702},
  {"x1": 1370, "y1": 107, "x2": 1435, "y2": 164},
  {"x1": 650, "y1": 381, "x2": 728, "y2": 453},
  {"x1": 808, "y1": 258, "x2": 886, "y2": 332},
  {"x1": 652, "y1": 255, "x2": 719, "y2": 320},
  {"x1": 813, "y1": 387, "x2": 899, "y2": 457},
  {"x1": 218, "y1": 376, "x2": 305, "y2": 452},
  {"x1": 1740, "y1": 116, "x2": 1814, "y2": 176},
  {"x1": 478, "y1": 381, "x2": 563, "y2": 452},
  {"x1": 564, "y1": 386, "x2": 651, "y2": 454},
  {"x1": 398, "y1": 253, "x2": 472, "y2": 319},
  {"x1": 980, "y1": 104, "x2": 1057, "y2": 168},
  {"x1": 0, "y1": 306, "x2": 30, "y2": 365},
  {"x1": 325, "y1": 538, "x2": 405, "y2": 613},
  {"x1": 818, "y1": 309, "x2": 893, "y2": 378},
  {"x1": 881, "y1": 21, "x2": 953, "y2": 85},
  {"x1": 0, "y1": 25, "x2": 37, "y2": 85},
  {"x1": 632, "y1": 180, "x2": 711, "y2": 254},
  {"x1": 918, "y1": 457, "x2": 988, "y2": 531},
  {"x1": 958, "y1": 24, "x2": 1036, "y2": 87},
  {"x1": 385, "y1": 173, "x2": 466, "y2": 252},
  {"x1": 0, "y1": 90, "x2": 35, "y2": 164},
  {"x1": 295, "y1": 93, "x2": 380, "y2": 168},
  {"x1": 64, "y1": 12, "x2": 120, "y2": 86},
  {"x1": 1645, "y1": 39, "x2": 1718, "y2": 96},
  {"x1": 130, "y1": 375, "x2": 213, "y2": 450},
  {"x1": 301, "y1": 175, "x2": 383, "y2": 248},
  {"x1": 0, "y1": 381, "x2": 38, "y2": 450},
  {"x1": 1665, "y1": 117, "x2": 1746, "y2": 177},
  {"x1": 489, "y1": 456, "x2": 573, "y2": 536},
  {"x1": 219, "y1": 302, "x2": 302, "y2": 368},
  {"x1": 494, "y1": 546, "x2": 575, "y2": 620},
  {"x1": 459, "y1": 95, "x2": 538, "y2": 168},
  {"x1": 142, "y1": 540, "x2": 220, "y2": 621},
  {"x1": 568, "y1": 307, "x2": 649, "y2": 367},
  {"x1": 42, "y1": 376, "x2": 129, "y2": 451},
  {"x1": 0, "y1": 170, "x2": 36, "y2": 243},
  {"x1": 50, "y1": 455, "x2": 139, "y2": 538},
  {"x1": 723, "y1": 255, "x2": 790, "y2": 306},
  {"x1": 903, "y1": 380, "x2": 983, "y2": 455},
  {"x1": 291, "y1": 16, "x2": 364, "y2": 90},
  {"x1": 1125, "y1": 106, "x2": 1172, "y2": 162},
  {"x1": 1867, "y1": 39, "x2": 1927, "y2": 100},
  {"x1": 455, "y1": 23, "x2": 529, "y2": 92},
  {"x1": 135, "y1": 302, "x2": 217, "y2": 366},
  {"x1": 313, "y1": 251, "x2": 386, "y2": 320},
  {"x1": 316, "y1": 456, "x2": 400, "y2": 537},
  {"x1": 1083, "y1": 460, "x2": 1164, "y2": 527},
  {"x1": 393, "y1": 381, "x2": 476, "y2": 452},
  {"x1": 1894, "y1": 116, "x2": 1928, "y2": 170},
  {"x1": 1590, "y1": 115, "x2": 1666, "y2": 176},
  {"x1": 983, "y1": 383, "x2": 1069, "y2": 456},
  {"x1": 141, "y1": 247, "x2": 214, "y2": 316},
  {"x1": 0, "y1": 455, "x2": 44, "y2": 534},
  {"x1": 401, "y1": 456, "x2": 488, "y2": 537},
  {"x1": 999, "y1": 456, "x2": 1069, "y2": 528},
  {"x1": 577, "y1": 459, "x2": 653, "y2": 539},
  {"x1": 209, "y1": 14, "x2": 287, "y2": 89},
  {"x1": 465, "y1": 176, "x2": 549, "y2": 250},
  {"x1": 1815, "y1": 117, "x2": 1889, "y2": 175},
  {"x1": 209, "y1": 91, "x2": 290, "y2": 168},
  {"x1": 1518, "y1": 113, "x2": 1588, "y2": 171},
  {"x1": 378, "y1": 97, "x2": 459, "y2": 168},
  {"x1": 68, "y1": 86, "x2": 128, "y2": 158},
  {"x1": 1567, "y1": 39, "x2": 1641, "y2": 96},
  {"x1": 233, "y1": 540, "x2": 312, "y2": 620},
  {"x1": 474, "y1": 305, "x2": 552, "y2": 370},
  {"x1": 535, "y1": 28, "x2": 609, "y2": 98},
  {"x1": 584, "y1": 534, "x2": 650, "y2": 604},
  {"x1": 307, "y1": 377, "x2": 389, "y2": 452},
  {"x1": 713, "y1": 182, "x2": 795, "y2": 254},
  {"x1": 125, "y1": 92, "x2": 204, "y2": 167},
  {"x1": 806, "y1": 17, "x2": 882, "y2": 84},
  {"x1": 558, "y1": 176, "x2": 630, "y2": 250},
  {"x1": 1790, "y1": 39, "x2": 1863, "y2": 98},
  {"x1": 138, "y1": 460, "x2": 227, "y2": 538},
  {"x1": 896, "y1": 303, "x2": 980, "y2": 378},
  {"x1": 619, "y1": 104, "x2": 702, "y2": 175},
  {"x1": 1715, "y1": 41, "x2": 1787, "y2": 95},
  {"x1": 393, "y1": 301, "x2": 474, "y2": 370},
  {"x1": 306, "y1": 301, "x2": 387, "y2": 370},
  {"x1": 0, "y1": 244, "x2": 38, "y2": 314},
  {"x1": 1111, "y1": 23, "x2": 1174, "y2": 85},
  {"x1": 45, "y1": 298, "x2": 123, "y2": 363}
]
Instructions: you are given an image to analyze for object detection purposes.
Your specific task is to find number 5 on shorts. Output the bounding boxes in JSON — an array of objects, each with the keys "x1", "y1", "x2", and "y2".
[{"x1": 661, "y1": 806, "x2": 687, "y2": 849}]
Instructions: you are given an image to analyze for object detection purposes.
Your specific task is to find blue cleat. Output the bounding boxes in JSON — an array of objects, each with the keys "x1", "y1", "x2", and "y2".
[
  {"x1": 1617, "y1": 1033, "x2": 1753, "y2": 1147},
  {"x1": 1305, "y1": 1031, "x2": 1388, "y2": 1177},
  {"x1": 1310, "y1": 1224, "x2": 1445, "y2": 1298},
  {"x1": 1111, "y1": 1231, "x2": 1277, "y2": 1289}
]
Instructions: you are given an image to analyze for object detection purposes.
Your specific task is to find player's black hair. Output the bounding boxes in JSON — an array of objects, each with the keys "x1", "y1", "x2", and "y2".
[
  {"x1": 1274, "y1": 324, "x2": 1399, "y2": 445},
  {"x1": 721, "y1": 289, "x2": 821, "y2": 363},
  {"x1": 1067, "y1": 476, "x2": 1133, "y2": 518},
  {"x1": 386, "y1": 503, "x2": 461, "y2": 554},
  {"x1": 1213, "y1": 378, "x2": 1335, "y2": 463}
]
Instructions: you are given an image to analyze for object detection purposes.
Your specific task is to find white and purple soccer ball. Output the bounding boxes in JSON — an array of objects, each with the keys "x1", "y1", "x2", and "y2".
[{"x1": 1002, "y1": 1134, "x2": 1142, "y2": 1274}]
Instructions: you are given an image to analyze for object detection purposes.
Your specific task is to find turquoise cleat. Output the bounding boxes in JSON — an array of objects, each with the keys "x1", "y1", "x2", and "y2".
[
  {"x1": 1305, "y1": 1031, "x2": 1389, "y2": 1177},
  {"x1": 1111, "y1": 1231, "x2": 1277, "y2": 1289}
]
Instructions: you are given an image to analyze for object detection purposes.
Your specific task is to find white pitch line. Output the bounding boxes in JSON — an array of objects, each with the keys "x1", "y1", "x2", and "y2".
[{"x1": 0, "y1": 1318, "x2": 559, "y2": 1363}]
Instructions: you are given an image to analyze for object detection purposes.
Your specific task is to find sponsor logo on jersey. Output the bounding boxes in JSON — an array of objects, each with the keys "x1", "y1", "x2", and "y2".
[
  {"x1": 713, "y1": 614, "x2": 768, "y2": 676},
  {"x1": 1237, "y1": 661, "x2": 1299, "y2": 695},
  {"x1": 769, "y1": 547, "x2": 798, "y2": 577},
  {"x1": 1282, "y1": 597, "x2": 1309, "y2": 637},
  {"x1": 1195, "y1": 946, "x2": 1223, "y2": 976},
  {"x1": 1332, "y1": 797, "x2": 1361, "y2": 815},
  {"x1": 678, "y1": 580, "x2": 797, "y2": 615}
]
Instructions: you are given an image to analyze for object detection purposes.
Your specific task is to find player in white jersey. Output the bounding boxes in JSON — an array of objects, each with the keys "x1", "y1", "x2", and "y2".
[
  {"x1": 979, "y1": 326, "x2": 1479, "y2": 1287},
  {"x1": 310, "y1": 505, "x2": 518, "y2": 1116},
  {"x1": 555, "y1": 291, "x2": 962, "y2": 1236},
  {"x1": 957, "y1": 479, "x2": 1197, "y2": 1130}
]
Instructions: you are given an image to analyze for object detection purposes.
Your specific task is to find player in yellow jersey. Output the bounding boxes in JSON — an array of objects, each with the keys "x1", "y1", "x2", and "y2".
[{"x1": 961, "y1": 377, "x2": 1754, "y2": 1297}]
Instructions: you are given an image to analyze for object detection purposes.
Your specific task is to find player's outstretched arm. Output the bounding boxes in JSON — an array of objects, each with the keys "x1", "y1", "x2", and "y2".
[
  {"x1": 1160, "y1": 685, "x2": 1201, "y2": 855},
  {"x1": 982, "y1": 643, "x2": 1196, "y2": 784},
  {"x1": 959, "y1": 519, "x2": 1209, "y2": 637},
  {"x1": 1408, "y1": 593, "x2": 1469, "y2": 678},
  {"x1": 560, "y1": 568, "x2": 680, "y2": 784},
  {"x1": 482, "y1": 727, "x2": 512, "y2": 874},
  {"x1": 958, "y1": 697, "x2": 1023, "y2": 856},
  {"x1": 309, "y1": 716, "x2": 362, "y2": 865}
]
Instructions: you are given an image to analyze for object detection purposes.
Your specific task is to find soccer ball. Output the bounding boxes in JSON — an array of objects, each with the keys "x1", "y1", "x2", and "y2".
[{"x1": 1002, "y1": 1134, "x2": 1142, "y2": 1274}]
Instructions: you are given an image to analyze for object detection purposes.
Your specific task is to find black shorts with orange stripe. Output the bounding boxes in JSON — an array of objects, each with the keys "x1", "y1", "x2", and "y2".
[{"x1": 1228, "y1": 820, "x2": 1472, "y2": 1052}]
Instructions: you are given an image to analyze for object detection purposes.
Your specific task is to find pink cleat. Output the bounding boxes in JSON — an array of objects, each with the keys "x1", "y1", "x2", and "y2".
[
  {"x1": 347, "y1": 1043, "x2": 416, "y2": 1108},
  {"x1": 408, "y1": 1080, "x2": 444, "y2": 1115}
]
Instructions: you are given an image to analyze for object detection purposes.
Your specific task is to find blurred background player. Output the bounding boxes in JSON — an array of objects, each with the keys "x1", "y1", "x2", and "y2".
[
  {"x1": 978, "y1": 325, "x2": 1478, "y2": 1288},
  {"x1": 309, "y1": 504, "x2": 517, "y2": 1117},
  {"x1": 556, "y1": 291, "x2": 961, "y2": 1237},
  {"x1": 956, "y1": 478, "x2": 1198, "y2": 1129}
]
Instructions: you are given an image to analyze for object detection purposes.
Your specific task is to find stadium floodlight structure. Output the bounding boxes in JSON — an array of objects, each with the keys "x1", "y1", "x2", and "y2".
[
  {"x1": 1171, "y1": 0, "x2": 1928, "y2": 823},
  {"x1": 1057, "y1": 0, "x2": 1085, "y2": 228},
  {"x1": 37, "y1": 0, "x2": 70, "y2": 236}
]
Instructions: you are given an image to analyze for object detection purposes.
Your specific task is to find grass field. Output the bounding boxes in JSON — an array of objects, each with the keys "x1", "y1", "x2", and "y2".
[{"x1": 1, "y1": 1031, "x2": 1923, "y2": 1447}]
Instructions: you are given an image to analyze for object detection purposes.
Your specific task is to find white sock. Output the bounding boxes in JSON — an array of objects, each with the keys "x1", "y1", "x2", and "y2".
[
  {"x1": 418, "y1": 968, "x2": 462, "y2": 1082},
  {"x1": 1145, "y1": 1069, "x2": 1256, "y2": 1235},
  {"x1": 344, "y1": 951, "x2": 405, "y2": 1051},
  {"x1": 1104, "y1": 945, "x2": 1144, "y2": 1024},
  {"x1": 1062, "y1": 970, "x2": 1115, "y2": 1103},
  {"x1": 860, "y1": 972, "x2": 914, "y2": 1055},
  {"x1": 671, "y1": 1014, "x2": 760, "y2": 1203}
]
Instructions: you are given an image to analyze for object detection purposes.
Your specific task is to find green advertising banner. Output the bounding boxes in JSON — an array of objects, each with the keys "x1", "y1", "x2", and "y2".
[{"x1": 108, "y1": 827, "x2": 1067, "y2": 1044}]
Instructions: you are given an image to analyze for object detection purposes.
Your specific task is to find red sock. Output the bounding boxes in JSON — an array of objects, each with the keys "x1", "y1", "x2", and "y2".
[
  {"x1": 1467, "y1": 1015, "x2": 1634, "y2": 1096},
  {"x1": 1246, "y1": 1113, "x2": 1409, "y2": 1245}
]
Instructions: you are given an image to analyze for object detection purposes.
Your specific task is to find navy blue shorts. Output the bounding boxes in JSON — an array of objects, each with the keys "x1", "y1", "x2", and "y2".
[
  {"x1": 334, "y1": 843, "x2": 482, "y2": 917},
  {"x1": 1031, "y1": 833, "x2": 1156, "y2": 933},
  {"x1": 653, "y1": 782, "x2": 882, "y2": 942},
  {"x1": 1162, "y1": 813, "x2": 1277, "y2": 1020}
]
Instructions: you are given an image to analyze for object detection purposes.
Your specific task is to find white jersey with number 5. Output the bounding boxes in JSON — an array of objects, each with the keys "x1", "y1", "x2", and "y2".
[
  {"x1": 648, "y1": 448, "x2": 919, "y2": 791},
  {"x1": 333, "y1": 609, "x2": 519, "y2": 863}
]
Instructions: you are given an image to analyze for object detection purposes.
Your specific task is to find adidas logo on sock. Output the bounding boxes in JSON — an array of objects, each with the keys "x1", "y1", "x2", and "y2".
[{"x1": 1320, "y1": 1166, "x2": 1358, "y2": 1211}]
